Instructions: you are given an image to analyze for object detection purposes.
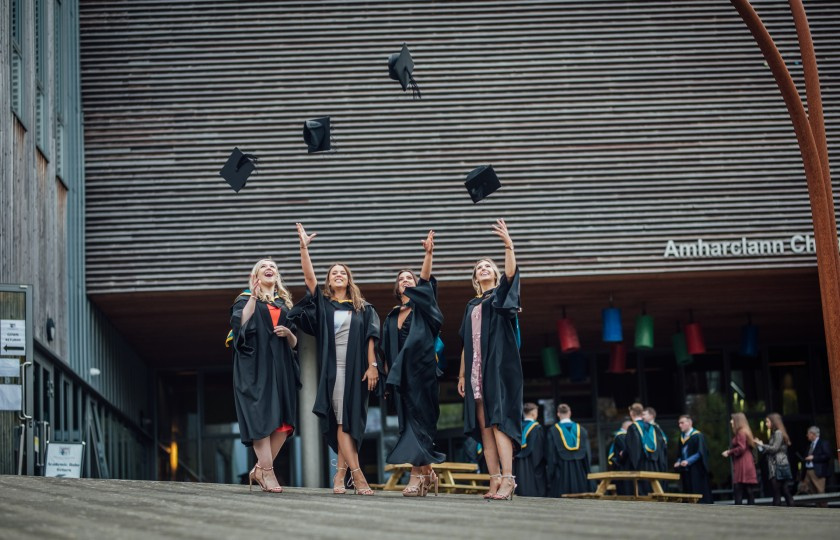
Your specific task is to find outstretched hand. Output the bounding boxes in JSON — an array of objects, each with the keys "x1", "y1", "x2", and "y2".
[
  {"x1": 250, "y1": 274, "x2": 261, "y2": 297},
  {"x1": 491, "y1": 218, "x2": 513, "y2": 248},
  {"x1": 422, "y1": 230, "x2": 435, "y2": 253},
  {"x1": 296, "y1": 222, "x2": 317, "y2": 248}
]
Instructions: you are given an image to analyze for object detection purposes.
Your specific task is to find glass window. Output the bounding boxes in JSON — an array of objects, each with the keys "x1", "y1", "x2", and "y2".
[
  {"x1": 682, "y1": 352, "x2": 729, "y2": 490},
  {"x1": 597, "y1": 350, "x2": 639, "y2": 422},
  {"x1": 641, "y1": 352, "x2": 680, "y2": 415},
  {"x1": 157, "y1": 372, "x2": 199, "y2": 481},
  {"x1": 767, "y1": 345, "x2": 811, "y2": 416}
]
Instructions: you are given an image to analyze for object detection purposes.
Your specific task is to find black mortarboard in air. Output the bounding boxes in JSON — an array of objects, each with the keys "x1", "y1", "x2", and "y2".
[
  {"x1": 388, "y1": 43, "x2": 421, "y2": 99},
  {"x1": 303, "y1": 117, "x2": 331, "y2": 153},
  {"x1": 464, "y1": 165, "x2": 501, "y2": 203},
  {"x1": 219, "y1": 147, "x2": 257, "y2": 192}
]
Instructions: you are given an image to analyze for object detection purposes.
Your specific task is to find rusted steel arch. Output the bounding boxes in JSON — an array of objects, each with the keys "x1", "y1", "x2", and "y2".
[{"x1": 731, "y1": 0, "x2": 840, "y2": 460}]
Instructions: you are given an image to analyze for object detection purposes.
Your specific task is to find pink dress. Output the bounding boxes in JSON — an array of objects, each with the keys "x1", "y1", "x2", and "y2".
[{"x1": 470, "y1": 305, "x2": 483, "y2": 400}]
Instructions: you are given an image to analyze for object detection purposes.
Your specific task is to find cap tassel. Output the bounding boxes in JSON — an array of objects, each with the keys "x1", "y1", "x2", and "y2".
[{"x1": 408, "y1": 73, "x2": 421, "y2": 99}]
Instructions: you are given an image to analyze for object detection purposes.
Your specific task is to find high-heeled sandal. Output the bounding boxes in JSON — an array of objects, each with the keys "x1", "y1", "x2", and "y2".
[
  {"x1": 424, "y1": 470, "x2": 439, "y2": 497},
  {"x1": 402, "y1": 474, "x2": 426, "y2": 497},
  {"x1": 332, "y1": 464, "x2": 348, "y2": 494},
  {"x1": 484, "y1": 473, "x2": 502, "y2": 499},
  {"x1": 491, "y1": 474, "x2": 516, "y2": 500},
  {"x1": 349, "y1": 467, "x2": 375, "y2": 496},
  {"x1": 250, "y1": 464, "x2": 283, "y2": 493}
]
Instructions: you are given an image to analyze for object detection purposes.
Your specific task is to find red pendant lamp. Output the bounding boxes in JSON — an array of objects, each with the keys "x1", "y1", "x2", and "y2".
[
  {"x1": 684, "y1": 310, "x2": 706, "y2": 355},
  {"x1": 557, "y1": 306, "x2": 580, "y2": 353},
  {"x1": 607, "y1": 342, "x2": 627, "y2": 373}
]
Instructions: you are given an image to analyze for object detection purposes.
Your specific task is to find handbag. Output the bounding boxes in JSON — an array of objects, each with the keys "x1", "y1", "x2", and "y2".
[{"x1": 775, "y1": 462, "x2": 793, "y2": 481}]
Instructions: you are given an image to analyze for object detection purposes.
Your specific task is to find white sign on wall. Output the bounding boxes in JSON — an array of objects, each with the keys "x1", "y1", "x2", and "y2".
[
  {"x1": 45, "y1": 443, "x2": 85, "y2": 478},
  {"x1": 0, "y1": 357, "x2": 19, "y2": 377},
  {"x1": 0, "y1": 319, "x2": 26, "y2": 355}
]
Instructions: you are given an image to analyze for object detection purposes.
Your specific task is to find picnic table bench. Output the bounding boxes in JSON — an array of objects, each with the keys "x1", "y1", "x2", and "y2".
[
  {"x1": 380, "y1": 462, "x2": 490, "y2": 494},
  {"x1": 563, "y1": 471, "x2": 702, "y2": 503}
]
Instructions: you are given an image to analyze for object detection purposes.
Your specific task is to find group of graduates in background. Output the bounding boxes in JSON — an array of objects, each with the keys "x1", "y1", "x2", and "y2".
[{"x1": 511, "y1": 401, "x2": 713, "y2": 502}]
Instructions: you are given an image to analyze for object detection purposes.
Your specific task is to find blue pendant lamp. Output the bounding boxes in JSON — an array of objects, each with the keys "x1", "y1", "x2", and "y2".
[
  {"x1": 602, "y1": 295, "x2": 622, "y2": 343},
  {"x1": 740, "y1": 313, "x2": 759, "y2": 358},
  {"x1": 634, "y1": 306, "x2": 654, "y2": 349}
]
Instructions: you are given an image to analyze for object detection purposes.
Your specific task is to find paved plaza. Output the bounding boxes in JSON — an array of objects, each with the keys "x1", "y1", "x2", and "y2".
[{"x1": 0, "y1": 476, "x2": 837, "y2": 539}]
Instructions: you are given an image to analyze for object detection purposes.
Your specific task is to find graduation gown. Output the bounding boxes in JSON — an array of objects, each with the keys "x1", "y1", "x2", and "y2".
[
  {"x1": 383, "y1": 277, "x2": 446, "y2": 466},
  {"x1": 288, "y1": 288, "x2": 381, "y2": 453},
  {"x1": 514, "y1": 419, "x2": 547, "y2": 497},
  {"x1": 653, "y1": 423, "x2": 669, "y2": 473},
  {"x1": 677, "y1": 429, "x2": 713, "y2": 503},
  {"x1": 229, "y1": 292, "x2": 301, "y2": 446},
  {"x1": 607, "y1": 429, "x2": 631, "y2": 495},
  {"x1": 458, "y1": 268, "x2": 523, "y2": 452},
  {"x1": 546, "y1": 421, "x2": 592, "y2": 497},
  {"x1": 623, "y1": 420, "x2": 660, "y2": 495}
]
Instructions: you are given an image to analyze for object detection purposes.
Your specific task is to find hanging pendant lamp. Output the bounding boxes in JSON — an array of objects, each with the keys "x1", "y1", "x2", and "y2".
[
  {"x1": 602, "y1": 295, "x2": 622, "y2": 343},
  {"x1": 557, "y1": 307, "x2": 580, "y2": 353},
  {"x1": 740, "y1": 313, "x2": 759, "y2": 358},
  {"x1": 541, "y1": 346, "x2": 561, "y2": 378},
  {"x1": 634, "y1": 307, "x2": 654, "y2": 349},
  {"x1": 684, "y1": 310, "x2": 706, "y2": 355},
  {"x1": 673, "y1": 321, "x2": 692, "y2": 365},
  {"x1": 607, "y1": 342, "x2": 627, "y2": 373}
]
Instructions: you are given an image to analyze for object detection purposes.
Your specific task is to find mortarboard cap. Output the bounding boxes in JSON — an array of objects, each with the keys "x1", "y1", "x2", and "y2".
[
  {"x1": 388, "y1": 44, "x2": 421, "y2": 99},
  {"x1": 219, "y1": 147, "x2": 257, "y2": 192},
  {"x1": 464, "y1": 165, "x2": 501, "y2": 203},
  {"x1": 303, "y1": 117, "x2": 331, "y2": 153}
]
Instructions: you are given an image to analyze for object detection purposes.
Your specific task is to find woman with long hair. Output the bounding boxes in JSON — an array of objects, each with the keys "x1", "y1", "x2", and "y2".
[
  {"x1": 457, "y1": 219, "x2": 523, "y2": 501},
  {"x1": 383, "y1": 230, "x2": 446, "y2": 496},
  {"x1": 228, "y1": 258, "x2": 299, "y2": 493},
  {"x1": 289, "y1": 223, "x2": 381, "y2": 496},
  {"x1": 722, "y1": 412, "x2": 757, "y2": 504},
  {"x1": 755, "y1": 412, "x2": 794, "y2": 506}
]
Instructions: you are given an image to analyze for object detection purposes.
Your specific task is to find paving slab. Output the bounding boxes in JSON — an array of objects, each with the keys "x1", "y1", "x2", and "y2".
[{"x1": 0, "y1": 476, "x2": 837, "y2": 539}]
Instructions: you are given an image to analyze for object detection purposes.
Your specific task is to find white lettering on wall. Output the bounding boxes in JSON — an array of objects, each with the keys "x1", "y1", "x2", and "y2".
[{"x1": 663, "y1": 234, "x2": 826, "y2": 258}]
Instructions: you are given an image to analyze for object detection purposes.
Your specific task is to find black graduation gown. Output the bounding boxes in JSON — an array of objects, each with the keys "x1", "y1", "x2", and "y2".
[
  {"x1": 514, "y1": 420, "x2": 547, "y2": 497},
  {"x1": 653, "y1": 423, "x2": 669, "y2": 473},
  {"x1": 677, "y1": 429, "x2": 713, "y2": 503},
  {"x1": 458, "y1": 268, "x2": 523, "y2": 452},
  {"x1": 229, "y1": 293, "x2": 301, "y2": 446},
  {"x1": 288, "y1": 288, "x2": 381, "y2": 453},
  {"x1": 623, "y1": 420, "x2": 660, "y2": 495},
  {"x1": 608, "y1": 429, "x2": 631, "y2": 495},
  {"x1": 546, "y1": 421, "x2": 592, "y2": 497},
  {"x1": 383, "y1": 277, "x2": 446, "y2": 466}
]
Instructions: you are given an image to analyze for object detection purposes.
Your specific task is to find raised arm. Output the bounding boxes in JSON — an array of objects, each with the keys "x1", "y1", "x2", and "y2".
[
  {"x1": 296, "y1": 222, "x2": 318, "y2": 294},
  {"x1": 420, "y1": 230, "x2": 434, "y2": 281},
  {"x1": 492, "y1": 218, "x2": 516, "y2": 279}
]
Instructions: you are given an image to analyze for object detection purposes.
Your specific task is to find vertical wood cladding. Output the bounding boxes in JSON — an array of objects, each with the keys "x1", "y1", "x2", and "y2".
[{"x1": 79, "y1": 1, "x2": 840, "y2": 294}]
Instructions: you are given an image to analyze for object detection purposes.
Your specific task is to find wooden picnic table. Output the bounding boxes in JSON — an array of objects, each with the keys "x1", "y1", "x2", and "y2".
[
  {"x1": 563, "y1": 471, "x2": 703, "y2": 503},
  {"x1": 381, "y1": 462, "x2": 490, "y2": 494}
]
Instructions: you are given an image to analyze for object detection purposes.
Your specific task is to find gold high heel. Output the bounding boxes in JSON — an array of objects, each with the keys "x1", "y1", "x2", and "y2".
[
  {"x1": 491, "y1": 474, "x2": 516, "y2": 500},
  {"x1": 484, "y1": 473, "x2": 502, "y2": 499},
  {"x1": 333, "y1": 465, "x2": 348, "y2": 494},
  {"x1": 250, "y1": 464, "x2": 283, "y2": 494},
  {"x1": 349, "y1": 467, "x2": 375, "y2": 496},
  {"x1": 402, "y1": 474, "x2": 425, "y2": 497}
]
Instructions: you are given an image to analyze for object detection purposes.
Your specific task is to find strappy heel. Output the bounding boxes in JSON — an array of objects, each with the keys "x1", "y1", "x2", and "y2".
[
  {"x1": 484, "y1": 473, "x2": 502, "y2": 499},
  {"x1": 492, "y1": 474, "x2": 516, "y2": 500},
  {"x1": 425, "y1": 470, "x2": 439, "y2": 497},
  {"x1": 349, "y1": 467, "x2": 375, "y2": 496},
  {"x1": 402, "y1": 474, "x2": 426, "y2": 497},
  {"x1": 250, "y1": 464, "x2": 283, "y2": 494},
  {"x1": 332, "y1": 462, "x2": 348, "y2": 495}
]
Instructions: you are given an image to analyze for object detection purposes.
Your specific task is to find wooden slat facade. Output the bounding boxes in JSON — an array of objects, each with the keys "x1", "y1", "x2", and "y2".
[{"x1": 78, "y1": 0, "x2": 839, "y2": 295}]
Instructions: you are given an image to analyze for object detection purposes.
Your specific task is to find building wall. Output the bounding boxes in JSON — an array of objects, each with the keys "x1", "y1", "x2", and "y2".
[
  {"x1": 79, "y1": 0, "x2": 839, "y2": 295},
  {"x1": 1, "y1": 0, "x2": 149, "y2": 431}
]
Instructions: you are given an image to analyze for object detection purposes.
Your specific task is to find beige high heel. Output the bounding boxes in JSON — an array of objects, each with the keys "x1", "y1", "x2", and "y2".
[
  {"x1": 491, "y1": 474, "x2": 516, "y2": 500},
  {"x1": 484, "y1": 473, "x2": 502, "y2": 499},
  {"x1": 425, "y1": 470, "x2": 439, "y2": 497},
  {"x1": 402, "y1": 474, "x2": 426, "y2": 497},
  {"x1": 349, "y1": 467, "x2": 375, "y2": 496},
  {"x1": 250, "y1": 464, "x2": 283, "y2": 493},
  {"x1": 333, "y1": 465, "x2": 348, "y2": 494}
]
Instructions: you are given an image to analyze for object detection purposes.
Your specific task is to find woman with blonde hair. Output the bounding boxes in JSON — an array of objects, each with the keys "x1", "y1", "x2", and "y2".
[
  {"x1": 457, "y1": 219, "x2": 523, "y2": 500},
  {"x1": 289, "y1": 223, "x2": 381, "y2": 496},
  {"x1": 722, "y1": 412, "x2": 757, "y2": 504},
  {"x1": 755, "y1": 412, "x2": 794, "y2": 506},
  {"x1": 228, "y1": 258, "x2": 299, "y2": 493}
]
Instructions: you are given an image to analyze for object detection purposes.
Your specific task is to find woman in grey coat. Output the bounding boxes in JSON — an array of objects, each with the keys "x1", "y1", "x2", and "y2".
[{"x1": 755, "y1": 412, "x2": 794, "y2": 506}]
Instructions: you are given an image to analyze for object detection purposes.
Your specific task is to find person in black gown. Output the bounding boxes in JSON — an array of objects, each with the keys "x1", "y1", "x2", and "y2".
[
  {"x1": 289, "y1": 223, "x2": 381, "y2": 496},
  {"x1": 623, "y1": 402, "x2": 660, "y2": 495},
  {"x1": 457, "y1": 218, "x2": 523, "y2": 501},
  {"x1": 674, "y1": 414, "x2": 713, "y2": 503},
  {"x1": 383, "y1": 230, "x2": 446, "y2": 496},
  {"x1": 546, "y1": 403, "x2": 592, "y2": 497},
  {"x1": 229, "y1": 259, "x2": 299, "y2": 493},
  {"x1": 607, "y1": 419, "x2": 632, "y2": 495},
  {"x1": 514, "y1": 402, "x2": 547, "y2": 497},
  {"x1": 643, "y1": 406, "x2": 669, "y2": 472}
]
